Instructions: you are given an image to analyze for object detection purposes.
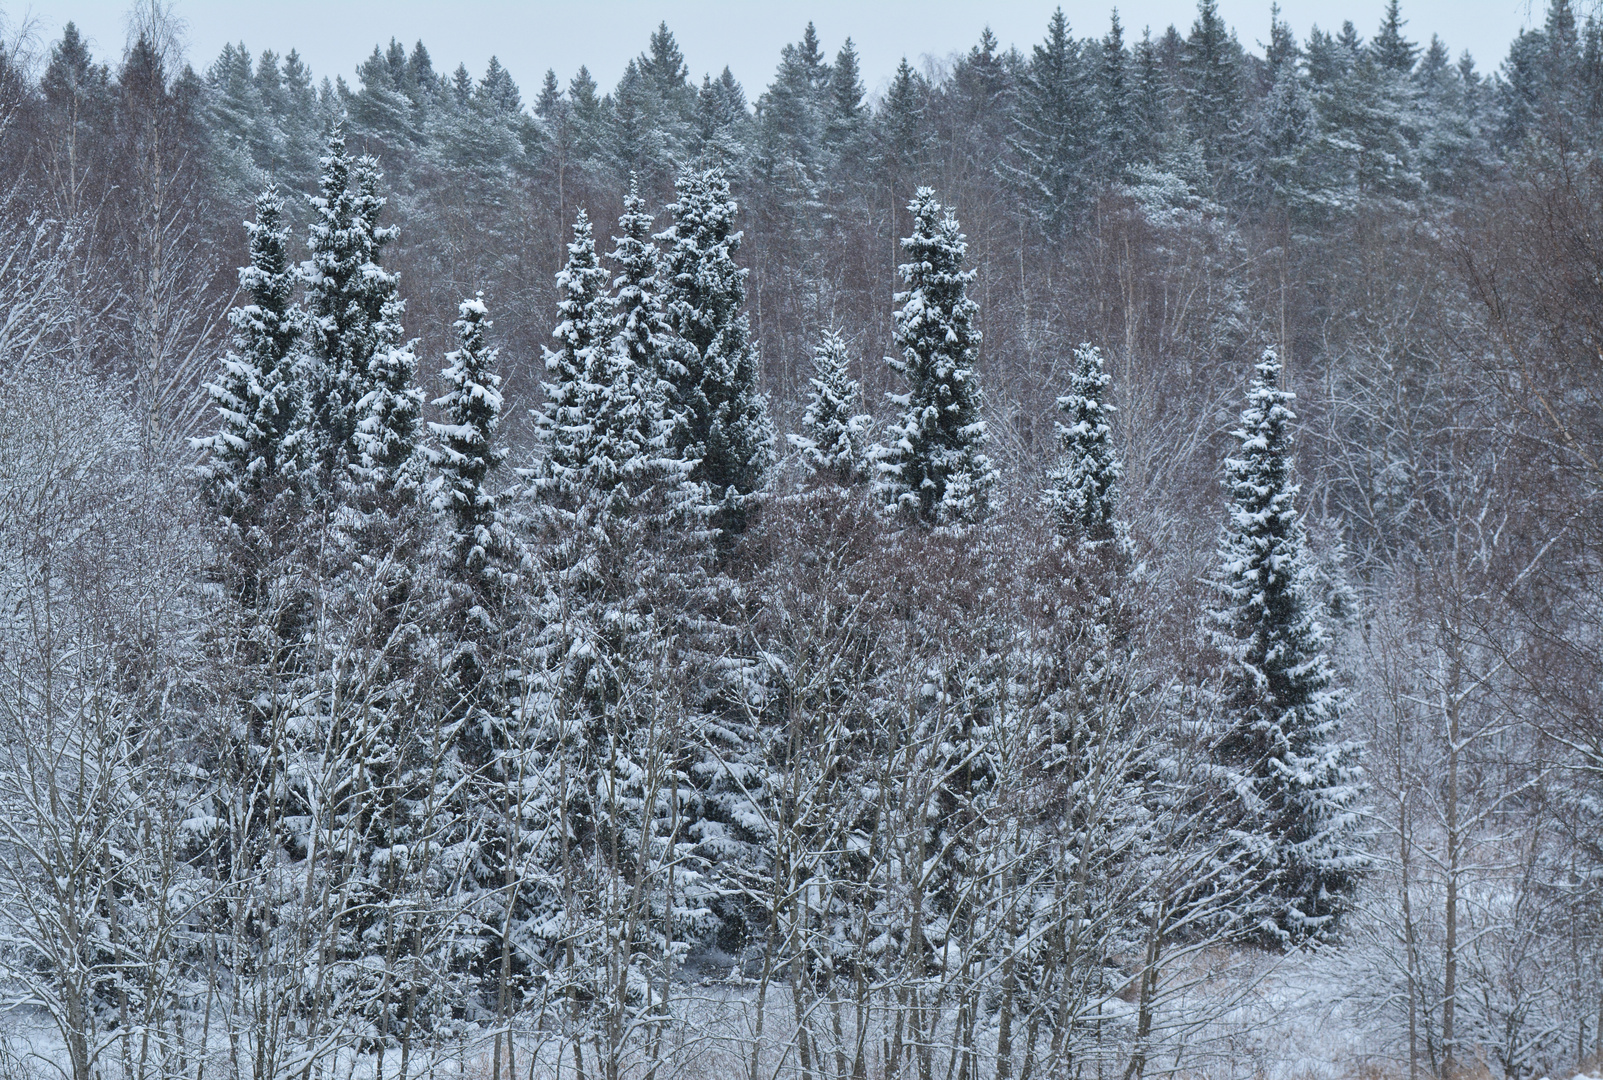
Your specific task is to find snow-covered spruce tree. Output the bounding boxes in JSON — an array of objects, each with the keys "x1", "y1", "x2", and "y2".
[
  {"x1": 431, "y1": 294, "x2": 517, "y2": 595},
  {"x1": 1210, "y1": 347, "x2": 1366, "y2": 945},
  {"x1": 611, "y1": 175, "x2": 675, "y2": 402},
  {"x1": 1044, "y1": 343, "x2": 1123, "y2": 545},
  {"x1": 195, "y1": 184, "x2": 301, "y2": 516},
  {"x1": 301, "y1": 129, "x2": 408, "y2": 485},
  {"x1": 266, "y1": 131, "x2": 442, "y2": 1053},
  {"x1": 788, "y1": 328, "x2": 870, "y2": 486},
  {"x1": 426, "y1": 294, "x2": 532, "y2": 1036},
  {"x1": 536, "y1": 209, "x2": 612, "y2": 497},
  {"x1": 522, "y1": 199, "x2": 708, "y2": 1058},
  {"x1": 588, "y1": 179, "x2": 688, "y2": 506},
  {"x1": 874, "y1": 187, "x2": 997, "y2": 526},
  {"x1": 660, "y1": 165, "x2": 775, "y2": 535}
]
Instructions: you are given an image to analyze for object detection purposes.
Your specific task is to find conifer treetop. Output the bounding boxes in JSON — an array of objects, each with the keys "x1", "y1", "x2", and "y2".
[
  {"x1": 790, "y1": 328, "x2": 870, "y2": 485},
  {"x1": 431, "y1": 293, "x2": 514, "y2": 587},
  {"x1": 611, "y1": 175, "x2": 674, "y2": 383},
  {"x1": 875, "y1": 186, "x2": 996, "y2": 526},
  {"x1": 660, "y1": 165, "x2": 774, "y2": 534},
  {"x1": 301, "y1": 129, "x2": 406, "y2": 477},
  {"x1": 539, "y1": 209, "x2": 613, "y2": 492},
  {"x1": 195, "y1": 183, "x2": 302, "y2": 509},
  {"x1": 1045, "y1": 342, "x2": 1122, "y2": 544}
]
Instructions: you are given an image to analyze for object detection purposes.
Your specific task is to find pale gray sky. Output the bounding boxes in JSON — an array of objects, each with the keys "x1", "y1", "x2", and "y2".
[{"x1": 5, "y1": 0, "x2": 1538, "y2": 99}]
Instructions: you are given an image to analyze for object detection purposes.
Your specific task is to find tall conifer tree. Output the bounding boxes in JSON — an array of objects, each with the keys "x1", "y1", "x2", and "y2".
[
  {"x1": 1183, "y1": 0, "x2": 1243, "y2": 170},
  {"x1": 1210, "y1": 348, "x2": 1366, "y2": 944},
  {"x1": 431, "y1": 295, "x2": 514, "y2": 592},
  {"x1": 874, "y1": 188, "x2": 996, "y2": 526},
  {"x1": 1010, "y1": 9, "x2": 1090, "y2": 234},
  {"x1": 301, "y1": 131, "x2": 406, "y2": 484},
  {"x1": 197, "y1": 185, "x2": 301, "y2": 513},
  {"x1": 660, "y1": 166, "x2": 774, "y2": 535},
  {"x1": 595, "y1": 179, "x2": 683, "y2": 506},
  {"x1": 537, "y1": 210, "x2": 613, "y2": 496}
]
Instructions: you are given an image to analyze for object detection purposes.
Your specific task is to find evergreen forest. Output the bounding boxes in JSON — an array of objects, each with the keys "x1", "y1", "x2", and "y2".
[{"x1": 0, "y1": 2, "x2": 1598, "y2": 1078}]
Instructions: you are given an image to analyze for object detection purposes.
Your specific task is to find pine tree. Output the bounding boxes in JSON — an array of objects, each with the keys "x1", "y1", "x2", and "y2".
[
  {"x1": 789, "y1": 329, "x2": 870, "y2": 485},
  {"x1": 660, "y1": 166, "x2": 774, "y2": 535},
  {"x1": 1043, "y1": 343, "x2": 1121, "y2": 544},
  {"x1": 196, "y1": 185, "x2": 302, "y2": 513},
  {"x1": 1210, "y1": 348, "x2": 1366, "y2": 945},
  {"x1": 302, "y1": 131, "x2": 406, "y2": 483},
  {"x1": 537, "y1": 210, "x2": 613, "y2": 495},
  {"x1": 874, "y1": 188, "x2": 996, "y2": 526}
]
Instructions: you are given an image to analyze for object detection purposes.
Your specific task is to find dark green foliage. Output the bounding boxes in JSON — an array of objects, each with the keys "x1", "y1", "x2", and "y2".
[
  {"x1": 1211, "y1": 349, "x2": 1366, "y2": 945},
  {"x1": 197, "y1": 186, "x2": 302, "y2": 511},
  {"x1": 661, "y1": 167, "x2": 774, "y2": 536},
  {"x1": 875, "y1": 188, "x2": 995, "y2": 526}
]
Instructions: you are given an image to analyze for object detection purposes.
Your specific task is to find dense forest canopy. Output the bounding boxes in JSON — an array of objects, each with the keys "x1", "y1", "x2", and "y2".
[{"x1": 0, "y1": 2, "x2": 1599, "y2": 1079}]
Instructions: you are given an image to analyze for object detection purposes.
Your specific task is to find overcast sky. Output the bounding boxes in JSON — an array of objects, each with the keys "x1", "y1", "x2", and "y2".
[{"x1": 7, "y1": 0, "x2": 1537, "y2": 100}]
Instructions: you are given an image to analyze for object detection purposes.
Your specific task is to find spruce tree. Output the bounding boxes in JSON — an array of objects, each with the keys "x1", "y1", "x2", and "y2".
[
  {"x1": 1266, "y1": 4, "x2": 1301, "y2": 76},
  {"x1": 789, "y1": 329, "x2": 870, "y2": 486},
  {"x1": 354, "y1": 333, "x2": 423, "y2": 496},
  {"x1": 1371, "y1": 0, "x2": 1421, "y2": 73},
  {"x1": 1133, "y1": 28, "x2": 1170, "y2": 160},
  {"x1": 598, "y1": 178, "x2": 681, "y2": 505},
  {"x1": 876, "y1": 59, "x2": 930, "y2": 194},
  {"x1": 427, "y1": 296, "x2": 538, "y2": 1037},
  {"x1": 692, "y1": 67, "x2": 751, "y2": 169},
  {"x1": 1250, "y1": 61, "x2": 1322, "y2": 212},
  {"x1": 1044, "y1": 343, "x2": 1122, "y2": 544},
  {"x1": 1096, "y1": 12, "x2": 1134, "y2": 182},
  {"x1": 196, "y1": 184, "x2": 301, "y2": 513},
  {"x1": 660, "y1": 166, "x2": 774, "y2": 535},
  {"x1": 611, "y1": 177, "x2": 674, "y2": 402},
  {"x1": 1182, "y1": 0, "x2": 1243, "y2": 171},
  {"x1": 823, "y1": 38, "x2": 867, "y2": 160},
  {"x1": 874, "y1": 188, "x2": 996, "y2": 526},
  {"x1": 1010, "y1": 9, "x2": 1091, "y2": 234},
  {"x1": 430, "y1": 294, "x2": 514, "y2": 591},
  {"x1": 758, "y1": 23, "x2": 830, "y2": 199},
  {"x1": 1210, "y1": 348, "x2": 1366, "y2": 945},
  {"x1": 301, "y1": 131, "x2": 405, "y2": 483},
  {"x1": 537, "y1": 210, "x2": 613, "y2": 495}
]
